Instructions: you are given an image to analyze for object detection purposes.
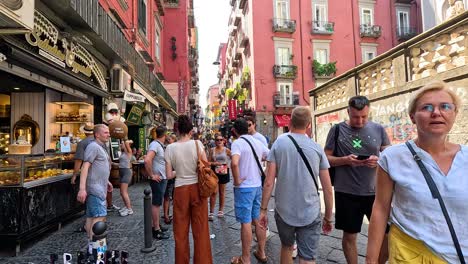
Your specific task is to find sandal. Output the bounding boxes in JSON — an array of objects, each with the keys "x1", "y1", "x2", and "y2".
[
  {"x1": 230, "y1": 256, "x2": 244, "y2": 264},
  {"x1": 208, "y1": 213, "x2": 214, "y2": 221},
  {"x1": 217, "y1": 211, "x2": 224, "y2": 218},
  {"x1": 253, "y1": 250, "x2": 268, "y2": 263},
  {"x1": 164, "y1": 215, "x2": 173, "y2": 225}
]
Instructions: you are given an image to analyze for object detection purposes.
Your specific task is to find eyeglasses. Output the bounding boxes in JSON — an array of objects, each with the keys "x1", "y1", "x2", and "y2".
[
  {"x1": 418, "y1": 103, "x2": 456, "y2": 113},
  {"x1": 216, "y1": 139, "x2": 223, "y2": 142}
]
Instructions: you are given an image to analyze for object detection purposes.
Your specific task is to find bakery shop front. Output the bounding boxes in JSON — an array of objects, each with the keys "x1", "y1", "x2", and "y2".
[{"x1": 0, "y1": 10, "x2": 109, "y2": 253}]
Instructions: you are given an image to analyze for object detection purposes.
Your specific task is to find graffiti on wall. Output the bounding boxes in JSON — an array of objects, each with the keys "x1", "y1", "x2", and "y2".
[{"x1": 315, "y1": 86, "x2": 468, "y2": 146}]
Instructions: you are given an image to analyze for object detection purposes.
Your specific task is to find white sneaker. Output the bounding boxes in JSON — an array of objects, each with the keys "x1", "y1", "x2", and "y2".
[
  {"x1": 119, "y1": 208, "x2": 130, "y2": 216},
  {"x1": 119, "y1": 207, "x2": 127, "y2": 213},
  {"x1": 266, "y1": 227, "x2": 270, "y2": 238},
  {"x1": 292, "y1": 242, "x2": 298, "y2": 259},
  {"x1": 127, "y1": 208, "x2": 134, "y2": 215}
]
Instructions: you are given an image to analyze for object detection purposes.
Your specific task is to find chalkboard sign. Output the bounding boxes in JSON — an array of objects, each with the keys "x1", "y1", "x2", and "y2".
[
  {"x1": 126, "y1": 104, "x2": 144, "y2": 125},
  {"x1": 109, "y1": 138, "x2": 120, "y2": 161}
]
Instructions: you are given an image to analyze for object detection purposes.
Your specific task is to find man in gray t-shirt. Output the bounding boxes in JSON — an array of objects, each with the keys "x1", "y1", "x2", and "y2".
[
  {"x1": 324, "y1": 96, "x2": 390, "y2": 264},
  {"x1": 77, "y1": 124, "x2": 112, "y2": 250},
  {"x1": 259, "y1": 106, "x2": 334, "y2": 262}
]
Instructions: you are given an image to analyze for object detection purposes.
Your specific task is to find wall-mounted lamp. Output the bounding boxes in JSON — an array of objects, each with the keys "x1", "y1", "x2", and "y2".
[
  {"x1": 263, "y1": 118, "x2": 267, "y2": 125},
  {"x1": 170, "y1": 37, "x2": 177, "y2": 60}
]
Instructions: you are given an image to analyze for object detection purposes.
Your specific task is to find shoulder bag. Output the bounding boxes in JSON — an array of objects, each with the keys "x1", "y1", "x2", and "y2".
[
  {"x1": 405, "y1": 141, "x2": 465, "y2": 264},
  {"x1": 240, "y1": 137, "x2": 266, "y2": 181},
  {"x1": 287, "y1": 135, "x2": 319, "y2": 195},
  {"x1": 195, "y1": 140, "x2": 218, "y2": 198},
  {"x1": 329, "y1": 123, "x2": 340, "y2": 186}
]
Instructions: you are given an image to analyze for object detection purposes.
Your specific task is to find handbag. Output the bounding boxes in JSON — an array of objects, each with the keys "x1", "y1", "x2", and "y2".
[
  {"x1": 405, "y1": 141, "x2": 465, "y2": 264},
  {"x1": 329, "y1": 123, "x2": 340, "y2": 186},
  {"x1": 287, "y1": 135, "x2": 319, "y2": 195},
  {"x1": 195, "y1": 141, "x2": 218, "y2": 198}
]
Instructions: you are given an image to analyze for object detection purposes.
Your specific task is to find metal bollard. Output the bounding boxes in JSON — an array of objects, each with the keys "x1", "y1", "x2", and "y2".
[
  {"x1": 92, "y1": 221, "x2": 108, "y2": 262},
  {"x1": 141, "y1": 188, "x2": 156, "y2": 253}
]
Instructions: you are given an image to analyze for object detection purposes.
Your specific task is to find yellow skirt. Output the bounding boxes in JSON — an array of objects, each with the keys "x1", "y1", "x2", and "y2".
[{"x1": 389, "y1": 225, "x2": 447, "y2": 264}]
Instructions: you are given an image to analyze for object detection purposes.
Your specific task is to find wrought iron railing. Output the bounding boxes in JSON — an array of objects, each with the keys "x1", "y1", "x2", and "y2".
[
  {"x1": 273, "y1": 65, "x2": 298, "y2": 79},
  {"x1": 397, "y1": 26, "x2": 418, "y2": 41},
  {"x1": 272, "y1": 18, "x2": 296, "y2": 33},
  {"x1": 360, "y1": 24, "x2": 382, "y2": 38},
  {"x1": 312, "y1": 21, "x2": 335, "y2": 34},
  {"x1": 273, "y1": 92, "x2": 300, "y2": 106}
]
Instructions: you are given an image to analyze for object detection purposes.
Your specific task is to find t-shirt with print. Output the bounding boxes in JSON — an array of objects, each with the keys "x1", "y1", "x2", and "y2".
[
  {"x1": 325, "y1": 121, "x2": 390, "y2": 196},
  {"x1": 268, "y1": 133, "x2": 330, "y2": 226},
  {"x1": 83, "y1": 141, "x2": 111, "y2": 200},
  {"x1": 231, "y1": 135, "x2": 270, "y2": 188},
  {"x1": 252, "y1": 132, "x2": 268, "y2": 148},
  {"x1": 148, "y1": 140, "x2": 166, "y2": 179}
]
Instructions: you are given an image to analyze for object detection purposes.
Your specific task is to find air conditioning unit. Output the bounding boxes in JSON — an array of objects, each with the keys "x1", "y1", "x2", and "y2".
[
  {"x1": 0, "y1": 0, "x2": 35, "y2": 34},
  {"x1": 111, "y1": 66, "x2": 131, "y2": 93}
]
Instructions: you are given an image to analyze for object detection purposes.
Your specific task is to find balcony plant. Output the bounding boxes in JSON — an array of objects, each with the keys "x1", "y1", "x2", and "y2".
[
  {"x1": 241, "y1": 67, "x2": 251, "y2": 87},
  {"x1": 312, "y1": 60, "x2": 337, "y2": 78}
]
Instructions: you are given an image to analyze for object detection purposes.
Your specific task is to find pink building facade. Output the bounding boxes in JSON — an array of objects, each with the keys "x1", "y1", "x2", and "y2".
[{"x1": 219, "y1": 0, "x2": 421, "y2": 140}]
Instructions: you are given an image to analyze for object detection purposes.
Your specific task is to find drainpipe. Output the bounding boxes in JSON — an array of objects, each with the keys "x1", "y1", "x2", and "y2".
[
  {"x1": 351, "y1": 0, "x2": 358, "y2": 66},
  {"x1": 299, "y1": 0, "x2": 309, "y2": 104}
]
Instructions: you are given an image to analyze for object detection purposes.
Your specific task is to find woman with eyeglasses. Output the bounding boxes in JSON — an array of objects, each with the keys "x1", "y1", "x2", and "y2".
[
  {"x1": 208, "y1": 133, "x2": 231, "y2": 220},
  {"x1": 366, "y1": 81, "x2": 468, "y2": 264}
]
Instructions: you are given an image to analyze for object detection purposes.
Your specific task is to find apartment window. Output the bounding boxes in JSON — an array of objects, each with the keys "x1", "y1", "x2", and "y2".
[
  {"x1": 314, "y1": 3, "x2": 327, "y2": 25},
  {"x1": 315, "y1": 49, "x2": 328, "y2": 64},
  {"x1": 361, "y1": 44, "x2": 377, "y2": 63},
  {"x1": 275, "y1": 0, "x2": 290, "y2": 20},
  {"x1": 397, "y1": 10, "x2": 410, "y2": 34},
  {"x1": 278, "y1": 83, "x2": 293, "y2": 105},
  {"x1": 361, "y1": 8, "x2": 373, "y2": 25},
  {"x1": 277, "y1": 47, "x2": 291, "y2": 65},
  {"x1": 138, "y1": 0, "x2": 147, "y2": 35},
  {"x1": 155, "y1": 27, "x2": 160, "y2": 61}
]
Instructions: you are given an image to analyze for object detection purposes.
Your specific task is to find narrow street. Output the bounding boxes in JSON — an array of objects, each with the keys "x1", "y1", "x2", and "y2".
[{"x1": 0, "y1": 180, "x2": 370, "y2": 264}]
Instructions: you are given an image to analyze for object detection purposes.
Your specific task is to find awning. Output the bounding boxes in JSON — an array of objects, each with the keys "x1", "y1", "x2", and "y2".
[
  {"x1": 274, "y1": 114, "x2": 291, "y2": 127},
  {"x1": 134, "y1": 81, "x2": 159, "y2": 107}
]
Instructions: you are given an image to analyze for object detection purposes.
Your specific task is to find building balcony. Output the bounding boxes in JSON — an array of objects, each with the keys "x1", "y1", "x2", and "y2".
[
  {"x1": 312, "y1": 60, "x2": 337, "y2": 80},
  {"x1": 240, "y1": 32, "x2": 250, "y2": 48},
  {"x1": 312, "y1": 21, "x2": 335, "y2": 35},
  {"x1": 164, "y1": 0, "x2": 179, "y2": 7},
  {"x1": 273, "y1": 92, "x2": 300, "y2": 107},
  {"x1": 272, "y1": 18, "x2": 296, "y2": 33},
  {"x1": 397, "y1": 27, "x2": 418, "y2": 41},
  {"x1": 235, "y1": 48, "x2": 243, "y2": 60},
  {"x1": 360, "y1": 24, "x2": 382, "y2": 38},
  {"x1": 395, "y1": 0, "x2": 413, "y2": 3},
  {"x1": 273, "y1": 65, "x2": 298, "y2": 79},
  {"x1": 239, "y1": 0, "x2": 247, "y2": 10},
  {"x1": 232, "y1": 60, "x2": 239, "y2": 68}
]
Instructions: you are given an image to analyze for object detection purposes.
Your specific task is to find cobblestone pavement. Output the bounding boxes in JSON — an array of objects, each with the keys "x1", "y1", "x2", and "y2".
[{"x1": 0, "y1": 180, "x2": 371, "y2": 263}]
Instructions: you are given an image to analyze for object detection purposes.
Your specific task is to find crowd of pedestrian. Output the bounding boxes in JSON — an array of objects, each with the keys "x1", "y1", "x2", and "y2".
[{"x1": 72, "y1": 80, "x2": 467, "y2": 263}]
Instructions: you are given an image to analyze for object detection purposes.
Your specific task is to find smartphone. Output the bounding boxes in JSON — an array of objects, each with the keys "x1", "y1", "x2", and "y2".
[{"x1": 357, "y1": 154, "x2": 370, "y2": 160}]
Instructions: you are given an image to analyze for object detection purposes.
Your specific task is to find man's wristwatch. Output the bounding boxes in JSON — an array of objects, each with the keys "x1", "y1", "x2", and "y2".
[{"x1": 260, "y1": 207, "x2": 268, "y2": 211}]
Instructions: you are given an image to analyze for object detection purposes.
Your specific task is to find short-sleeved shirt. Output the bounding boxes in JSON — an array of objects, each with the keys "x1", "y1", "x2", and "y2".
[
  {"x1": 74, "y1": 136, "x2": 94, "y2": 160},
  {"x1": 268, "y1": 133, "x2": 330, "y2": 226},
  {"x1": 231, "y1": 135, "x2": 270, "y2": 188},
  {"x1": 165, "y1": 140, "x2": 203, "y2": 188},
  {"x1": 83, "y1": 141, "x2": 111, "y2": 200},
  {"x1": 325, "y1": 121, "x2": 390, "y2": 196},
  {"x1": 148, "y1": 140, "x2": 166, "y2": 179},
  {"x1": 378, "y1": 141, "x2": 468, "y2": 263},
  {"x1": 252, "y1": 132, "x2": 268, "y2": 148}
]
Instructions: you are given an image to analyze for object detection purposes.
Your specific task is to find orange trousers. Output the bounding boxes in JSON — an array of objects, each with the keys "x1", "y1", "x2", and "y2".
[{"x1": 173, "y1": 183, "x2": 213, "y2": 264}]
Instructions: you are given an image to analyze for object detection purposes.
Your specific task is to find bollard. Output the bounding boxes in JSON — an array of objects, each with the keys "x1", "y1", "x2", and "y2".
[
  {"x1": 141, "y1": 188, "x2": 157, "y2": 253},
  {"x1": 92, "y1": 221, "x2": 108, "y2": 262}
]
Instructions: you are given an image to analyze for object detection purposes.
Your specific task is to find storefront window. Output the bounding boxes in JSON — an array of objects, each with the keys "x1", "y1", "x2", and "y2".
[{"x1": 0, "y1": 94, "x2": 11, "y2": 154}]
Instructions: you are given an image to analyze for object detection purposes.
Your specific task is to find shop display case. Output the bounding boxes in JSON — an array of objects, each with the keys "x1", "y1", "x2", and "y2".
[{"x1": 0, "y1": 153, "x2": 82, "y2": 253}]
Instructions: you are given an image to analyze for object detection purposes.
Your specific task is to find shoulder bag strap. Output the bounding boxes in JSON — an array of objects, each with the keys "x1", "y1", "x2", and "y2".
[
  {"x1": 405, "y1": 141, "x2": 465, "y2": 264},
  {"x1": 156, "y1": 140, "x2": 165, "y2": 150},
  {"x1": 240, "y1": 137, "x2": 266, "y2": 179},
  {"x1": 332, "y1": 123, "x2": 340, "y2": 155},
  {"x1": 195, "y1": 140, "x2": 201, "y2": 161},
  {"x1": 287, "y1": 135, "x2": 319, "y2": 195}
]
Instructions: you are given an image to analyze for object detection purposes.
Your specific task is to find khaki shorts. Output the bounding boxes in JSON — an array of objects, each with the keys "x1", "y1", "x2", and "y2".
[{"x1": 389, "y1": 225, "x2": 447, "y2": 264}]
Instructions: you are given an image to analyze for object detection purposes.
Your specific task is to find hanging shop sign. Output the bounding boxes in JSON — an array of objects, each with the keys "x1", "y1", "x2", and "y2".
[
  {"x1": 228, "y1": 99, "x2": 237, "y2": 120},
  {"x1": 124, "y1": 90, "x2": 145, "y2": 103},
  {"x1": 126, "y1": 104, "x2": 144, "y2": 125},
  {"x1": 24, "y1": 10, "x2": 107, "y2": 91},
  {"x1": 178, "y1": 79, "x2": 186, "y2": 113}
]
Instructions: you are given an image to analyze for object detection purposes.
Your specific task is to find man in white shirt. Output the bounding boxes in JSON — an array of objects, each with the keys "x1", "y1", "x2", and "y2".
[
  {"x1": 245, "y1": 116, "x2": 268, "y2": 148},
  {"x1": 231, "y1": 118, "x2": 270, "y2": 264}
]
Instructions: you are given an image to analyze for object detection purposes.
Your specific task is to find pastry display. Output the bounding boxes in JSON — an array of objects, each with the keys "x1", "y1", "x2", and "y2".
[
  {"x1": 0, "y1": 171, "x2": 21, "y2": 185},
  {"x1": 56, "y1": 111, "x2": 89, "y2": 122},
  {"x1": 24, "y1": 168, "x2": 72, "y2": 182},
  {"x1": 9, "y1": 144, "x2": 32, "y2": 155}
]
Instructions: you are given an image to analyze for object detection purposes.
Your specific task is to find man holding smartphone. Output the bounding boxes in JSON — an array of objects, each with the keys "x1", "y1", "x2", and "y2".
[{"x1": 324, "y1": 96, "x2": 390, "y2": 264}]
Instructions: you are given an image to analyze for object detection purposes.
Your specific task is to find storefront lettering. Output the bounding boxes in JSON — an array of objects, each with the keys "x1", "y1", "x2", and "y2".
[{"x1": 24, "y1": 11, "x2": 107, "y2": 90}]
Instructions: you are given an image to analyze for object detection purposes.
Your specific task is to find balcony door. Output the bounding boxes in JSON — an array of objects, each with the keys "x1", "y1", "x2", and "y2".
[
  {"x1": 315, "y1": 48, "x2": 328, "y2": 64},
  {"x1": 277, "y1": 47, "x2": 291, "y2": 66},
  {"x1": 275, "y1": 0, "x2": 290, "y2": 27},
  {"x1": 313, "y1": 3, "x2": 327, "y2": 30},
  {"x1": 361, "y1": 8, "x2": 373, "y2": 25},
  {"x1": 278, "y1": 83, "x2": 292, "y2": 105},
  {"x1": 397, "y1": 11, "x2": 410, "y2": 35}
]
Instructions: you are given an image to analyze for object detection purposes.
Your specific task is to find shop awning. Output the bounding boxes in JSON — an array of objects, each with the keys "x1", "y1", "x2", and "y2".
[
  {"x1": 134, "y1": 82, "x2": 159, "y2": 107},
  {"x1": 274, "y1": 114, "x2": 291, "y2": 127}
]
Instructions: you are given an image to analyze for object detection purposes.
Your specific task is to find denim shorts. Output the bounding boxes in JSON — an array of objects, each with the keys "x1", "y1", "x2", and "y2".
[
  {"x1": 274, "y1": 211, "x2": 321, "y2": 261},
  {"x1": 86, "y1": 194, "x2": 107, "y2": 218},
  {"x1": 150, "y1": 179, "x2": 167, "y2": 206},
  {"x1": 234, "y1": 187, "x2": 262, "y2": 223}
]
